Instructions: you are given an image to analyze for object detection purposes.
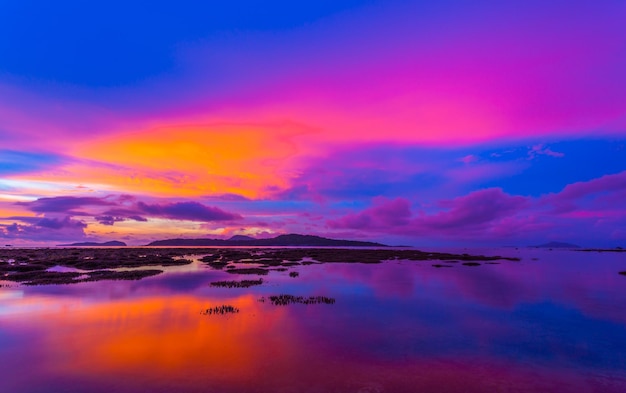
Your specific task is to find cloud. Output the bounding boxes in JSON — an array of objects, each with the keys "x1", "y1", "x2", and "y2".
[
  {"x1": 418, "y1": 188, "x2": 529, "y2": 231},
  {"x1": 35, "y1": 216, "x2": 88, "y2": 230},
  {"x1": 0, "y1": 216, "x2": 87, "y2": 242},
  {"x1": 528, "y1": 144, "x2": 565, "y2": 159},
  {"x1": 17, "y1": 196, "x2": 115, "y2": 214},
  {"x1": 328, "y1": 197, "x2": 411, "y2": 230},
  {"x1": 328, "y1": 188, "x2": 530, "y2": 240},
  {"x1": 95, "y1": 215, "x2": 132, "y2": 226},
  {"x1": 459, "y1": 155, "x2": 478, "y2": 164},
  {"x1": 15, "y1": 195, "x2": 241, "y2": 224},
  {"x1": 135, "y1": 201, "x2": 241, "y2": 222},
  {"x1": 324, "y1": 169, "x2": 626, "y2": 246},
  {"x1": 544, "y1": 170, "x2": 626, "y2": 214}
]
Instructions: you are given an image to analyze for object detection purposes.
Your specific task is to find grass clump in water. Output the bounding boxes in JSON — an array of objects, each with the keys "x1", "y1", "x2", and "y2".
[
  {"x1": 210, "y1": 278, "x2": 264, "y2": 288},
  {"x1": 267, "y1": 294, "x2": 335, "y2": 306},
  {"x1": 200, "y1": 305, "x2": 240, "y2": 315}
]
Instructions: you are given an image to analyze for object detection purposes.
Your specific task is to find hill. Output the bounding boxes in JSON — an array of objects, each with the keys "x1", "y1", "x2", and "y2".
[
  {"x1": 58, "y1": 241, "x2": 127, "y2": 247},
  {"x1": 533, "y1": 241, "x2": 581, "y2": 249},
  {"x1": 147, "y1": 234, "x2": 386, "y2": 247}
]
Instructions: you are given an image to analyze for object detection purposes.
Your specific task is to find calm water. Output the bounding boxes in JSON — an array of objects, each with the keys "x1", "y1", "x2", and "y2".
[{"x1": 1, "y1": 248, "x2": 625, "y2": 393}]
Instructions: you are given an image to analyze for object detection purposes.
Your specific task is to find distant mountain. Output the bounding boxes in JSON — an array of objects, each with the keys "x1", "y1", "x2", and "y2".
[
  {"x1": 58, "y1": 241, "x2": 127, "y2": 247},
  {"x1": 227, "y1": 235, "x2": 256, "y2": 241},
  {"x1": 533, "y1": 241, "x2": 581, "y2": 249},
  {"x1": 147, "y1": 234, "x2": 386, "y2": 247}
]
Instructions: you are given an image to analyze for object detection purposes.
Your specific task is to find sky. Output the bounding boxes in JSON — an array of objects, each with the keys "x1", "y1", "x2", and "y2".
[{"x1": 1, "y1": 0, "x2": 625, "y2": 247}]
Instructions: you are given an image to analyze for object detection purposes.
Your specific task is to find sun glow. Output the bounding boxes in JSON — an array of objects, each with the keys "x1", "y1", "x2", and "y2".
[{"x1": 62, "y1": 124, "x2": 307, "y2": 199}]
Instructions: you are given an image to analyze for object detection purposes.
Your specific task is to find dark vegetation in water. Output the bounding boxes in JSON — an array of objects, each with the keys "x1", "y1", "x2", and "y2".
[
  {"x1": 2, "y1": 271, "x2": 81, "y2": 285},
  {"x1": 0, "y1": 248, "x2": 195, "y2": 285},
  {"x1": 265, "y1": 294, "x2": 336, "y2": 306},
  {"x1": 199, "y1": 254, "x2": 229, "y2": 269},
  {"x1": 197, "y1": 248, "x2": 517, "y2": 272},
  {"x1": 432, "y1": 264, "x2": 453, "y2": 268},
  {"x1": 83, "y1": 269, "x2": 163, "y2": 282},
  {"x1": 0, "y1": 247, "x2": 517, "y2": 285},
  {"x1": 210, "y1": 278, "x2": 264, "y2": 288},
  {"x1": 200, "y1": 305, "x2": 239, "y2": 315},
  {"x1": 225, "y1": 268, "x2": 269, "y2": 275},
  {"x1": 273, "y1": 267, "x2": 288, "y2": 272},
  {"x1": 462, "y1": 262, "x2": 482, "y2": 266},
  {"x1": 5, "y1": 269, "x2": 163, "y2": 286},
  {"x1": 619, "y1": 271, "x2": 626, "y2": 276},
  {"x1": 289, "y1": 271, "x2": 299, "y2": 277}
]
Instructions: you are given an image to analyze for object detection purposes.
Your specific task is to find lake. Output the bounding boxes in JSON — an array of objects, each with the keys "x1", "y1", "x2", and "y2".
[{"x1": 1, "y1": 247, "x2": 625, "y2": 392}]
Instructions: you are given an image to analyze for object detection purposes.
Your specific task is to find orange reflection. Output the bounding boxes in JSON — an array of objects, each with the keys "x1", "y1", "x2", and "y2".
[{"x1": 26, "y1": 294, "x2": 292, "y2": 377}]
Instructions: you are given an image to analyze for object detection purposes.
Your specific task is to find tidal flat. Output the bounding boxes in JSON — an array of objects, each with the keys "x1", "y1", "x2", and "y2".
[
  {"x1": 0, "y1": 247, "x2": 517, "y2": 285},
  {"x1": 1, "y1": 247, "x2": 625, "y2": 392}
]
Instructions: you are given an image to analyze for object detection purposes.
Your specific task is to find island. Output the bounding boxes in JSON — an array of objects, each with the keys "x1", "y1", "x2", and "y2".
[
  {"x1": 57, "y1": 241, "x2": 127, "y2": 247},
  {"x1": 146, "y1": 234, "x2": 386, "y2": 247},
  {"x1": 532, "y1": 241, "x2": 581, "y2": 249}
]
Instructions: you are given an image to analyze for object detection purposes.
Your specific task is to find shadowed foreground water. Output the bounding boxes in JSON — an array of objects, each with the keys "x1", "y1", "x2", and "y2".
[{"x1": 1, "y1": 248, "x2": 625, "y2": 393}]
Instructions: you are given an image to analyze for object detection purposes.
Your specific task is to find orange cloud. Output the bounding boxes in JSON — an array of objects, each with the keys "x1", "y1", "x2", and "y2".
[{"x1": 31, "y1": 123, "x2": 313, "y2": 199}]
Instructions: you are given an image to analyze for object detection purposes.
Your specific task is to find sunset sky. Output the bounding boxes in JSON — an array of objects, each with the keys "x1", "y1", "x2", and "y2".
[{"x1": 1, "y1": 0, "x2": 625, "y2": 246}]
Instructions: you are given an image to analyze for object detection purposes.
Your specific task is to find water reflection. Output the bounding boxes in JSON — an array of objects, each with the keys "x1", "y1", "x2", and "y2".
[{"x1": 1, "y1": 249, "x2": 626, "y2": 392}]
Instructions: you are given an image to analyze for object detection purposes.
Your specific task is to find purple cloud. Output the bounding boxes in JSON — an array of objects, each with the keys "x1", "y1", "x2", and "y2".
[
  {"x1": 136, "y1": 201, "x2": 241, "y2": 221},
  {"x1": 95, "y1": 209, "x2": 149, "y2": 225},
  {"x1": 94, "y1": 201, "x2": 242, "y2": 225},
  {"x1": 0, "y1": 216, "x2": 87, "y2": 242},
  {"x1": 35, "y1": 216, "x2": 88, "y2": 230},
  {"x1": 528, "y1": 144, "x2": 565, "y2": 159},
  {"x1": 14, "y1": 195, "x2": 242, "y2": 225},
  {"x1": 323, "y1": 168, "x2": 626, "y2": 246},
  {"x1": 328, "y1": 188, "x2": 530, "y2": 240},
  {"x1": 419, "y1": 188, "x2": 529, "y2": 231},
  {"x1": 94, "y1": 216, "x2": 127, "y2": 226},
  {"x1": 545, "y1": 170, "x2": 626, "y2": 214},
  {"x1": 328, "y1": 198, "x2": 411, "y2": 230},
  {"x1": 17, "y1": 196, "x2": 115, "y2": 213}
]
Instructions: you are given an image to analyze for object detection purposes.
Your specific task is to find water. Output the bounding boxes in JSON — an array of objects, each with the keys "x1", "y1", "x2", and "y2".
[{"x1": 1, "y1": 248, "x2": 625, "y2": 392}]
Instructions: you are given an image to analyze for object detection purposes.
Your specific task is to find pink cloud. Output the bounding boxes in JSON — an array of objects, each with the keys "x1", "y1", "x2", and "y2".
[
  {"x1": 327, "y1": 197, "x2": 411, "y2": 230},
  {"x1": 460, "y1": 155, "x2": 478, "y2": 164},
  {"x1": 328, "y1": 189, "x2": 529, "y2": 240},
  {"x1": 418, "y1": 189, "x2": 529, "y2": 231},
  {"x1": 528, "y1": 144, "x2": 565, "y2": 159},
  {"x1": 324, "y1": 169, "x2": 626, "y2": 246},
  {"x1": 544, "y1": 170, "x2": 626, "y2": 214},
  {"x1": 135, "y1": 201, "x2": 240, "y2": 222}
]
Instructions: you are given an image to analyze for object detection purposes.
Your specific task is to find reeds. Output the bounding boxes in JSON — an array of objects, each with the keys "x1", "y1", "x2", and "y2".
[
  {"x1": 267, "y1": 294, "x2": 335, "y2": 306},
  {"x1": 210, "y1": 278, "x2": 264, "y2": 288},
  {"x1": 200, "y1": 305, "x2": 240, "y2": 315}
]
